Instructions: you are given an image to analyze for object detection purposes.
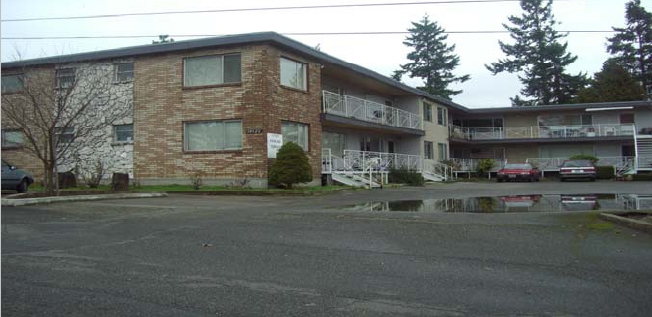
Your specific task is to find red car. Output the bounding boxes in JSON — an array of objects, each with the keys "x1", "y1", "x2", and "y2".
[{"x1": 496, "y1": 163, "x2": 540, "y2": 182}]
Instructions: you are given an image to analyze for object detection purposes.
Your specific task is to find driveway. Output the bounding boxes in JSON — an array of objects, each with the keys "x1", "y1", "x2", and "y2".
[{"x1": 3, "y1": 181, "x2": 652, "y2": 316}]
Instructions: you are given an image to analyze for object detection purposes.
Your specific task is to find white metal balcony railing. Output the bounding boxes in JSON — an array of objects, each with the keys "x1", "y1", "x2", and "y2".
[
  {"x1": 321, "y1": 149, "x2": 453, "y2": 178},
  {"x1": 525, "y1": 156, "x2": 636, "y2": 171},
  {"x1": 449, "y1": 124, "x2": 636, "y2": 140},
  {"x1": 447, "y1": 158, "x2": 507, "y2": 173},
  {"x1": 448, "y1": 156, "x2": 638, "y2": 172},
  {"x1": 322, "y1": 91, "x2": 422, "y2": 130}
]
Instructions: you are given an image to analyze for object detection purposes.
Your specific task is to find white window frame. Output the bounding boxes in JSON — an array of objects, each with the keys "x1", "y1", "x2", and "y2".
[
  {"x1": 423, "y1": 102, "x2": 433, "y2": 122},
  {"x1": 56, "y1": 68, "x2": 76, "y2": 89},
  {"x1": 437, "y1": 107, "x2": 447, "y2": 126},
  {"x1": 281, "y1": 121, "x2": 309, "y2": 151},
  {"x1": 438, "y1": 143, "x2": 448, "y2": 160},
  {"x1": 280, "y1": 57, "x2": 307, "y2": 91},
  {"x1": 424, "y1": 141, "x2": 434, "y2": 159},
  {"x1": 183, "y1": 54, "x2": 241, "y2": 87},
  {"x1": 1, "y1": 74, "x2": 24, "y2": 93},
  {"x1": 114, "y1": 63, "x2": 134, "y2": 83},
  {"x1": 183, "y1": 120, "x2": 242, "y2": 152},
  {"x1": 114, "y1": 124, "x2": 134, "y2": 143},
  {"x1": 1, "y1": 129, "x2": 24, "y2": 148}
]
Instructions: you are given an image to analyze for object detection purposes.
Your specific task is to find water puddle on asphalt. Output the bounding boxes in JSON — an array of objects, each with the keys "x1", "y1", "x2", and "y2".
[{"x1": 339, "y1": 194, "x2": 652, "y2": 213}]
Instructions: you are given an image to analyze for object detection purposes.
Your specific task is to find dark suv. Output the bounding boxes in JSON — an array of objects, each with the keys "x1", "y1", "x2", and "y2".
[
  {"x1": 559, "y1": 160, "x2": 597, "y2": 182},
  {"x1": 1, "y1": 159, "x2": 34, "y2": 192}
]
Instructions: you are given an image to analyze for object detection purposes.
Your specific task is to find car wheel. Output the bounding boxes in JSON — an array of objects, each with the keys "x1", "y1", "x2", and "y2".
[
  {"x1": 497, "y1": 178, "x2": 503, "y2": 183},
  {"x1": 560, "y1": 178, "x2": 565, "y2": 182},
  {"x1": 528, "y1": 177, "x2": 533, "y2": 182},
  {"x1": 16, "y1": 179, "x2": 28, "y2": 193},
  {"x1": 535, "y1": 177, "x2": 540, "y2": 182},
  {"x1": 590, "y1": 177, "x2": 596, "y2": 182}
]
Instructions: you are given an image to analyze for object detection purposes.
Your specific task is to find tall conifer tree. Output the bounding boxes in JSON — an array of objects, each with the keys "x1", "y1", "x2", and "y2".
[
  {"x1": 394, "y1": 15, "x2": 469, "y2": 100},
  {"x1": 607, "y1": 0, "x2": 652, "y2": 96},
  {"x1": 486, "y1": 0, "x2": 587, "y2": 106}
]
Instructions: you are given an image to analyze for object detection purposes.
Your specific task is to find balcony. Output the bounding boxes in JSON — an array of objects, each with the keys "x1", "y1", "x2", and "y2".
[
  {"x1": 322, "y1": 91, "x2": 422, "y2": 130},
  {"x1": 449, "y1": 124, "x2": 636, "y2": 141}
]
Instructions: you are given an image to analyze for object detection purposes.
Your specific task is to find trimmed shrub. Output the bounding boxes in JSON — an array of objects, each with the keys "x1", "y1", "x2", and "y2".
[
  {"x1": 269, "y1": 142, "x2": 312, "y2": 189},
  {"x1": 631, "y1": 173, "x2": 652, "y2": 181},
  {"x1": 476, "y1": 158, "x2": 495, "y2": 177},
  {"x1": 388, "y1": 168, "x2": 424, "y2": 186},
  {"x1": 569, "y1": 154, "x2": 599, "y2": 164},
  {"x1": 596, "y1": 166, "x2": 614, "y2": 179}
]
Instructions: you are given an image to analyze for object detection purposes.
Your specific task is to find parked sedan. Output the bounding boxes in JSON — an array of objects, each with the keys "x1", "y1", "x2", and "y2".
[
  {"x1": 496, "y1": 163, "x2": 540, "y2": 182},
  {"x1": 559, "y1": 160, "x2": 597, "y2": 182},
  {"x1": 1, "y1": 159, "x2": 34, "y2": 193}
]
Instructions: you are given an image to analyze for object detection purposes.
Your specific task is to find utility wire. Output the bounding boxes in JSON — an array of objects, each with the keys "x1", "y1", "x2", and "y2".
[
  {"x1": 1, "y1": 0, "x2": 525, "y2": 22},
  {"x1": 0, "y1": 30, "x2": 616, "y2": 40}
]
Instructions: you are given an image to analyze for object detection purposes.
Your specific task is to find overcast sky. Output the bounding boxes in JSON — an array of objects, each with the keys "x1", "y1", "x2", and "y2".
[{"x1": 1, "y1": 0, "x2": 650, "y2": 108}]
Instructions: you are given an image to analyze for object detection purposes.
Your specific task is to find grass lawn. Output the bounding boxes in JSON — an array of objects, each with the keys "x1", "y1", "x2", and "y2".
[{"x1": 27, "y1": 184, "x2": 353, "y2": 193}]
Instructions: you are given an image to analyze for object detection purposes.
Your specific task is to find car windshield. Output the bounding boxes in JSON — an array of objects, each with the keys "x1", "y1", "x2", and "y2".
[
  {"x1": 503, "y1": 164, "x2": 532, "y2": 169},
  {"x1": 562, "y1": 160, "x2": 593, "y2": 167}
]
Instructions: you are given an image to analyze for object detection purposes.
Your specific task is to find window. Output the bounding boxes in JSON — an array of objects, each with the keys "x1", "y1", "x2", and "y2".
[
  {"x1": 620, "y1": 113, "x2": 635, "y2": 124},
  {"x1": 115, "y1": 63, "x2": 134, "y2": 82},
  {"x1": 539, "y1": 144, "x2": 593, "y2": 158},
  {"x1": 183, "y1": 54, "x2": 241, "y2": 87},
  {"x1": 1, "y1": 130, "x2": 23, "y2": 148},
  {"x1": 282, "y1": 121, "x2": 309, "y2": 151},
  {"x1": 538, "y1": 114, "x2": 592, "y2": 127},
  {"x1": 437, "y1": 107, "x2": 447, "y2": 126},
  {"x1": 55, "y1": 127, "x2": 74, "y2": 144},
  {"x1": 184, "y1": 120, "x2": 242, "y2": 151},
  {"x1": 2, "y1": 74, "x2": 24, "y2": 93},
  {"x1": 56, "y1": 68, "x2": 75, "y2": 89},
  {"x1": 424, "y1": 141, "x2": 434, "y2": 159},
  {"x1": 322, "y1": 132, "x2": 346, "y2": 157},
  {"x1": 114, "y1": 124, "x2": 134, "y2": 142},
  {"x1": 438, "y1": 143, "x2": 448, "y2": 160},
  {"x1": 423, "y1": 102, "x2": 433, "y2": 122},
  {"x1": 280, "y1": 57, "x2": 307, "y2": 91}
]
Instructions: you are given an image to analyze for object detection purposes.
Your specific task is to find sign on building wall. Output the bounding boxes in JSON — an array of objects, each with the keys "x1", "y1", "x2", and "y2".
[{"x1": 267, "y1": 133, "x2": 283, "y2": 158}]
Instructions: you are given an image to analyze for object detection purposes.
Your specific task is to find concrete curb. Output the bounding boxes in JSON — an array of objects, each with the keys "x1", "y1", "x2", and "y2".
[
  {"x1": 1, "y1": 192, "x2": 168, "y2": 207},
  {"x1": 599, "y1": 212, "x2": 652, "y2": 234}
]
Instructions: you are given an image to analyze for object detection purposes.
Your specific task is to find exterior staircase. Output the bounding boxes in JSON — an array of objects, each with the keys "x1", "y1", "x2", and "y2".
[
  {"x1": 635, "y1": 135, "x2": 652, "y2": 170},
  {"x1": 322, "y1": 149, "x2": 451, "y2": 189},
  {"x1": 331, "y1": 172, "x2": 382, "y2": 189},
  {"x1": 422, "y1": 171, "x2": 447, "y2": 182}
]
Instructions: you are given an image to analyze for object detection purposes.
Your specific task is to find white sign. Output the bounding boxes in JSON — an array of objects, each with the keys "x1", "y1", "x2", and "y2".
[{"x1": 267, "y1": 133, "x2": 283, "y2": 158}]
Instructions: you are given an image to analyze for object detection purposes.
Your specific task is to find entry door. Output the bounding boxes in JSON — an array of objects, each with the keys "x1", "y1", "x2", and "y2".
[
  {"x1": 360, "y1": 137, "x2": 371, "y2": 151},
  {"x1": 387, "y1": 141, "x2": 395, "y2": 154},
  {"x1": 622, "y1": 144, "x2": 635, "y2": 157}
]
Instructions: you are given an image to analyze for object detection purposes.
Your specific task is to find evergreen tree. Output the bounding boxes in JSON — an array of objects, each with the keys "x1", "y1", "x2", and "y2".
[
  {"x1": 576, "y1": 59, "x2": 645, "y2": 103},
  {"x1": 607, "y1": 0, "x2": 652, "y2": 95},
  {"x1": 394, "y1": 15, "x2": 469, "y2": 99},
  {"x1": 268, "y1": 142, "x2": 312, "y2": 189},
  {"x1": 486, "y1": 0, "x2": 587, "y2": 106}
]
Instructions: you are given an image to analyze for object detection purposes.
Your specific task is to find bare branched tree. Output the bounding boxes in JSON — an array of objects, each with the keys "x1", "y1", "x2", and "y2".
[{"x1": 2, "y1": 63, "x2": 132, "y2": 194}]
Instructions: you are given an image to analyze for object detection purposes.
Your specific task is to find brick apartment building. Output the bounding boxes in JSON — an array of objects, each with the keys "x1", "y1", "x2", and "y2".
[{"x1": 2, "y1": 32, "x2": 651, "y2": 188}]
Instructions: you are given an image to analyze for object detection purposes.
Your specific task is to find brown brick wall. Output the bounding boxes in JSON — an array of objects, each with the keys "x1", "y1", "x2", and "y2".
[
  {"x1": 1, "y1": 66, "x2": 56, "y2": 183},
  {"x1": 133, "y1": 43, "x2": 322, "y2": 185}
]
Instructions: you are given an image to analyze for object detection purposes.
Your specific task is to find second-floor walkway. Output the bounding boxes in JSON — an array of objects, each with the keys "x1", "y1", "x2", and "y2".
[
  {"x1": 449, "y1": 124, "x2": 636, "y2": 141},
  {"x1": 322, "y1": 91, "x2": 422, "y2": 130}
]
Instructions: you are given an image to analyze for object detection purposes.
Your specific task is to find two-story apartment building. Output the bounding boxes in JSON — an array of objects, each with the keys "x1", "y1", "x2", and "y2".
[
  {"x1": 1, "y1": 32, "x2": 455, "y2": 188},
  {"x1": 448, "y1": 101, "x2": 652, "y2": 175},
  {"x1": 2, "y1": 32, "x2": 651, "y2": 188}
]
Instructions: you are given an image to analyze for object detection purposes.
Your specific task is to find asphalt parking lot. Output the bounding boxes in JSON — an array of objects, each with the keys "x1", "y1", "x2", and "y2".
[{"x1": 3, "y1": 181, "x2": 652, "y2": 316}]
